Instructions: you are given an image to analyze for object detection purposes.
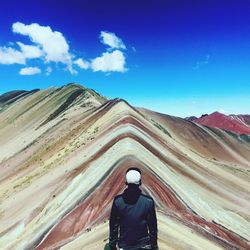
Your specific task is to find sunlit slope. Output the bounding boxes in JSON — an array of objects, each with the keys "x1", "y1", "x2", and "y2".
[{"x1": 0, "y1": 85, "x2": 249, "y2": 250}]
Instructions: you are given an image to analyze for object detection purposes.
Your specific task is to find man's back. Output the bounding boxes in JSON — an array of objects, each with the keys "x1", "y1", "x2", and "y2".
[{"x1": 109, "y1": 185, "x2": 158, "y2": 250}]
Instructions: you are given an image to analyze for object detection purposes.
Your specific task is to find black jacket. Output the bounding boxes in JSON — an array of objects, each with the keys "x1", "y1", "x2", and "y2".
[{"x1": 109, "y1": 185, "x2": 158, "y2": 250}]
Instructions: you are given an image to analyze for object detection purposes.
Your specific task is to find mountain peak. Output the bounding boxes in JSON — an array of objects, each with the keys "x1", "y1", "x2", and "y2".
[
  {"x1": 194, "y1": 111, "x2": 250, "y2": 135},
  {"x1": 63, "y1": 82, "x2": 86, "y2": 89},
  {"x1": 210, "y1": 111, "x2": 226, "y2": 116}
]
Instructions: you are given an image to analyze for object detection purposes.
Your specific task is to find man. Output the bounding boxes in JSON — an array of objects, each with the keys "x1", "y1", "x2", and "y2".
[{"x1": 109, "y1": 167, "x2": 159, "y2": 250}]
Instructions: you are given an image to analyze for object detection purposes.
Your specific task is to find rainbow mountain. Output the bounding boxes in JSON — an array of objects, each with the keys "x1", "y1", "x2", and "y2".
[{"x1": 0, "y1": 83, "x2": 249, "y2": 249}]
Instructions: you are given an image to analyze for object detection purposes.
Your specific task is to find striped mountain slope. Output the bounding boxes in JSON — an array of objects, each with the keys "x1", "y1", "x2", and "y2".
[{"x1": 0, "y1": 84, "x2": 249, "y2": 250}]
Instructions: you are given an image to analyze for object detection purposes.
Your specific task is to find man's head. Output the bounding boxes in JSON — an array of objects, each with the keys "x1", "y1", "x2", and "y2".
[{"x1": 125, "y1": 167, "x2": 141, "y2": 186}]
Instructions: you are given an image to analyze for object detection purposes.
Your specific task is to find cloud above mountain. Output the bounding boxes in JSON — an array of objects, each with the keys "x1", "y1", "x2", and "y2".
[
  {"x1": 74, "y1": 58, "x2": 90, "y2": 70},
  {"x1": 19, "y1": 66, "x2": 41, "y2": 75},
  {"x1": 100, "y1": 31, "x2": 126, "y2": 50},
  {"x1": 0, "y1": 22, "x2": 128, "y2": 75},
  {"x1": 13, "y1": 22, "x2": 72, "y2": 64},
  {"x1": 91, "y1": 50, "x2": 127, "y2": 73},
  {"x1": 0, "y1": 46, "x2": 26, "y2": 64},
  {"x1": 90, "y1": 31, "x2": 127, "y2": 73}
]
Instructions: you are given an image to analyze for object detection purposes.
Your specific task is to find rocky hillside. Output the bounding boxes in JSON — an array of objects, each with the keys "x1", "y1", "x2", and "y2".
[
  {"x1": 0, "y1": 84, "x2": 250, "y2": 249},
  {"x1": 188, "y1": 112, "x2": 250, "y2": 135}
]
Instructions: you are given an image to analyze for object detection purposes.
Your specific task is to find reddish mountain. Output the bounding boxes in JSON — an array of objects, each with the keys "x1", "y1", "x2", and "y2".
[
  {"x1": 194, "y1": 112, "x2": 250, "y2": 135},
  {"x1": 232, "y1": 114, "x2": 250, "y2": 126}
]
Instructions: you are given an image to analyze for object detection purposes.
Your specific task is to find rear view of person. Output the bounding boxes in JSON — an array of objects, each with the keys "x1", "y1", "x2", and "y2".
[{"x1": 108, "y1": 167, "x2": 159, "y2": 250}]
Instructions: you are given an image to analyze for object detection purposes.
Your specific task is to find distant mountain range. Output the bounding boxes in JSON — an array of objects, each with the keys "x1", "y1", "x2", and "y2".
[
  {"x1": 2, "y1": 87, "x2": 250, "y2": 136},
  {"x1": 0, "y1": 83, "x2": 249, "y2": 249},
  {"x1": 186, "y1": 112, "x2": 250, "y2": 135}
]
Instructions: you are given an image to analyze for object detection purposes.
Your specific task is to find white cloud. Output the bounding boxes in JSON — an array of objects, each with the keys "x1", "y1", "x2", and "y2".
[
  {"x1": 74, "y1": 58, "x2": 89, "y2": 69},
  {"x1": 17, "y1": 42, "x2": 42, "y2": 59},
  {"x1": 12, "y1": 22, "x2": 73, "y2": 69},
  {"x1": 19, "y1": 67, "x2": 41, "y2": 75},
  {"x1": 1, "y1": 22, "x2": 129, "y2": 75},
  {"x1": 66, "y1": 65, "x2": 78, "y2": 75},
  {"x1": 45, "y1": 66, "x2": 52, "y2": 76},
  {"x1": 0, "y1": 42, "x2": 42, "y2": 65},
  {"x1": 91, "y1": 50, "x2": 127, "y2": 73},
  {"x1": 0, "y1": 46, "x2": 26, "y2": 64},
  {"x1": 100, "y1": 31, "x2": 126, "y2": 50}
]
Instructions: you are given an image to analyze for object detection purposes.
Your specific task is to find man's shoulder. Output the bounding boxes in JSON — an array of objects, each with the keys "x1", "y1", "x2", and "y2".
[
  {"x1": 114, "y1": 192, "x2": 154, "y2": 200},
  {"x1": 114, "y1": 194, "x2": 123, "y2": 198},
  {"x1": 141, "y1": 193, "x2": 155, "y2": 203},
  {"x1": 113, "y1": 194, "x2": 123, "y2": 201},
  {"x1": 112, "y1": 191, "x2": 155, "y2": 205}
]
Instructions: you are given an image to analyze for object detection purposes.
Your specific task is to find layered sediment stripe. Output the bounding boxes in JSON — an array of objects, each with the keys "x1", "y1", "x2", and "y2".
[
  {"x1": 2, "y1": 130, "x2": 248, "y2": 249},
  {"x1": 34, "y1": 150, "x2": 250, "y2": 249}
]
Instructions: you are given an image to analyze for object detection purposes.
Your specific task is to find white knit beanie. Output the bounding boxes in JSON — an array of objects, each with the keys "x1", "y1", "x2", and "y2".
[{"x1": 126, "y1": 170, "x2": 141, "y2": 184}]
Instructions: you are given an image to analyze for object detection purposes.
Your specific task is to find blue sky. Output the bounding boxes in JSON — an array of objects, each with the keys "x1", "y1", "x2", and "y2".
[{"x1": 0, "y1": 0, "x2": 250, "y2": 117}]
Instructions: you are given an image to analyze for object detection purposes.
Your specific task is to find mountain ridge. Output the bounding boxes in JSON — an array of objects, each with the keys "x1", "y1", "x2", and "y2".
[{"x1": 187, "y1": 112, "x2": 250, "y2": 135}]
